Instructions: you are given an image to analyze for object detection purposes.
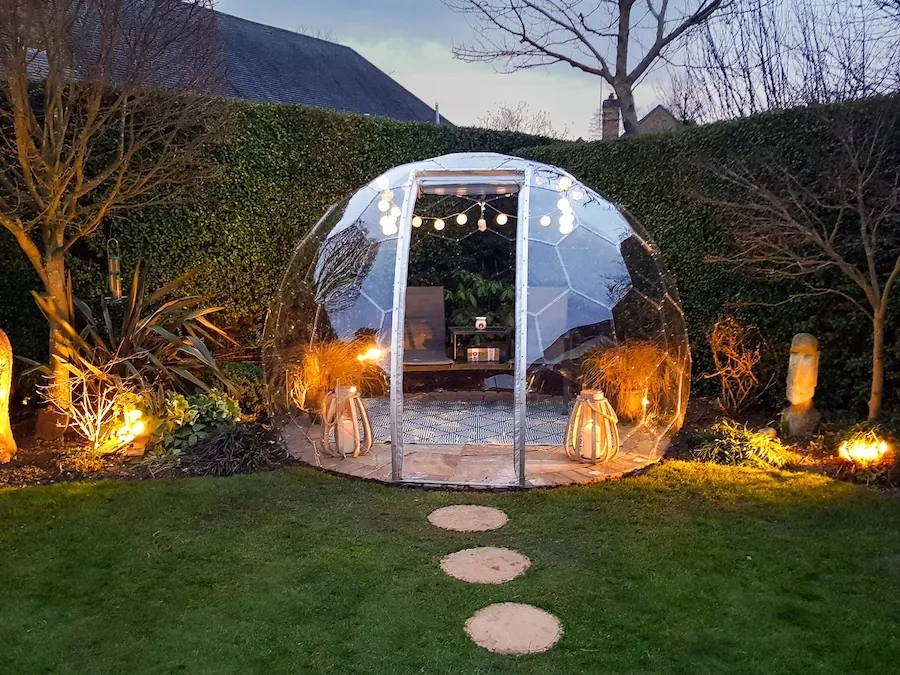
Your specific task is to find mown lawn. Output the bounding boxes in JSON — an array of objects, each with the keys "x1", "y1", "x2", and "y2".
[{"x1": 0, "y1": 461, "x2": 898, "y2": 674}]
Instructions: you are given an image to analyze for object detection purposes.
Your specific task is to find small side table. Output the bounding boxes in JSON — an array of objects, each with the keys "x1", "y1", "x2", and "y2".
[{"x1": 449, "y1": 327, "x2": 513, "y2": 361}]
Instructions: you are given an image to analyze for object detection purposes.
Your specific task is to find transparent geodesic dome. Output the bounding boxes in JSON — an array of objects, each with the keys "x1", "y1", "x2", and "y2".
[{"x1": 264, "y1": 152, "x2": 690, "y2": 483}]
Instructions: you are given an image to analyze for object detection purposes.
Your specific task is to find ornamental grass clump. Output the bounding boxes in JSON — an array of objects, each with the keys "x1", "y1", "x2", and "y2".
[
  {"x1": 582, "y1": 340, "x2": 678, "y2": 422},
  {"x1": 286, "y1": 339, "x2": 386, "y2": 413},
  {"x1": 180, "y1": 424, "x2": 288, "y2": 477},
  {"x1": 692, "y1": 420, "x2": 793, "y2": 469}
]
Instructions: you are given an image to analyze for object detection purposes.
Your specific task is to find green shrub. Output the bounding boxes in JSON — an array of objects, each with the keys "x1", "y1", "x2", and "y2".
[
  {"x1": 151, "y1": 390, "x2": 241, "y2": 457},
  {"x1": 691, "y1": 420, "x2": 793, "y2": 469},
  {"x1": 220, "y1": 361, "x2": 266, "y2": 417}
]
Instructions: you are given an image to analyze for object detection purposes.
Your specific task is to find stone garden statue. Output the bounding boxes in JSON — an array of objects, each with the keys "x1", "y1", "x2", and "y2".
[
  {"x1": 0, "y1": 327, "x2": 16, "y2": 462},
  {"x1": 781, "y1": 333, "x2": 820, "y2": 437}
]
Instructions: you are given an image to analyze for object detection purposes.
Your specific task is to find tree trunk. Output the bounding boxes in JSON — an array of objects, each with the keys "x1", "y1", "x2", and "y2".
[
  {"x1": 616, "y1": 84, "x2": 640, "y2": 137},
  {"x1": 867, "y1": 313, "x2": 885, "y2": 421},
  {"x1": 35, "y1": 254, "x2": 70, "y2": 441},
  {"x1": 0, "y1": 327, "x2": 16, "y2": 462}
]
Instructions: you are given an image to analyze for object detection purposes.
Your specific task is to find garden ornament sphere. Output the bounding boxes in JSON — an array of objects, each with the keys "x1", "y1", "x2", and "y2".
[{"x1": 264, "y1": 152, "x2": 690, "y2": 486}]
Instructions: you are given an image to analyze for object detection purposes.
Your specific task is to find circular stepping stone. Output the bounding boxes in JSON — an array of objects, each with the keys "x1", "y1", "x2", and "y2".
[
  {"x1": 441, "y1": 547, "x2": 530, "y2": 584},
  {"x1": 428, "y1": 505, "x2": 508, "y2": 532},
  {"x1": 465, "y1": 603, "x2": 562, "y2": 655}
]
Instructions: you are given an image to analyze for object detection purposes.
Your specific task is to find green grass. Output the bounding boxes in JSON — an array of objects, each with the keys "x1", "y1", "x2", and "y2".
[{"x1": 1, "y1": 462, "x2": 898, "y2": 674}]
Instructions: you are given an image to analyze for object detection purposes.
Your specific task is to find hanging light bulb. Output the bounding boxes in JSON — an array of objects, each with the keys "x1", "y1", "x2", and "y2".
[
  {"x1": 559, "y1": 213, "x2": 575, "y2": 228},
  {"x1": 478, "y1": 218, "x2": 487, "y2": 232},
  {"x1": 379, "y1": 215, "x2": 393, "y2": 229},
  {"x1": 412, "y1": 215, "x2": 423, "y2": 228},
  {"x1": 375, "y1": 175, "x2": 390, "y2": 190},
  {"x1": 382, "y1": 190, "x2": 394, "y2": 201},
  {"x1": 496, "y1": 213, "x2": 508, "y2": 225},
  {"x1": 570, "y1": 189, "x2": 585, "y2": 201},
  {"x1": 560, "y1": 221, "x2": 574, "y2": 235},
  {"x1": 456, "y1": 213, "x2": 468, "y2": 225},
  {"x1": 540, "y1": 215, "x2": 551, "y2": 227},
  {"x1": 434, "y1": 218, "x2": 445, "y2": 231},
  {"x1": 384, "y1": 222, "x2": 398, "y2": 236},
  {"x1": 557, "y1": 197, "x2": 570, "y2": 211},
  {"x1": 535, "y1": 176, "x2": 544, "y2": 186},
  {"x1": 390, "y1": 206, "x2": 401, "y2": 217},
  {"x1": 378, "y1": 200, "x2": 391, "y2": 213},
  {"x1": 558, "y1": 176, "x2": 573, "y2": 190}
]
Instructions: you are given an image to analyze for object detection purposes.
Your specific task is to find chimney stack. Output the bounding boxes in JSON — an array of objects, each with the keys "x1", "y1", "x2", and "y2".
[{"x1": 601, "y1": 93, "x2": 620, "y2": 141}]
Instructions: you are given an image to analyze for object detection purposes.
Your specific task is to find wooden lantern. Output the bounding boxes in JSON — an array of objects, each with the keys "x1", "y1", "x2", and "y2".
[
  {"x1": 0, "y1": 328, "x2": 16, "y2": 463},
  {"x1": 564, "y1": 389, "x2": 619, "y2": 464},
  {"x1": 321, "y1": 385, "x2": 373, "y2": 458}
]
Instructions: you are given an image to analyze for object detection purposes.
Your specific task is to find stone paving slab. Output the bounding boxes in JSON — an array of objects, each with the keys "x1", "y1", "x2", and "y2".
[
  {"x1": 440, "y1": 547, "x2": 530, "y2": 584},
  {"x1": 465, "y1": 603, "x2": 563, "y2": 655},
  {"x1": 428, "y1": 505, "x2": 508, "y2": 532}
]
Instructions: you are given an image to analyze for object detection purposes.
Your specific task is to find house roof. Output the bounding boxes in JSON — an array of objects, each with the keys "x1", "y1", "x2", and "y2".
[{"x1": 215, "y1": 12, "x2": 451, "y2": 124}]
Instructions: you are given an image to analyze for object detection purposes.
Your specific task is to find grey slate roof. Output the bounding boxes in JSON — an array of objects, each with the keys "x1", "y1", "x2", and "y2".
[{"x1": 215, "y1": 12, "x2": 451, "y2": 124}]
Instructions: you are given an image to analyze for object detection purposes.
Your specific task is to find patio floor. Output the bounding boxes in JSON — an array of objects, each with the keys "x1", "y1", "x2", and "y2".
[{"x1": 280, "y1": 394, "x2": 669, "y2": 488}]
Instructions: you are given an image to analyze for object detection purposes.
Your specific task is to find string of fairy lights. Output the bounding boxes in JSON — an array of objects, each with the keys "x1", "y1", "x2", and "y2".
[{"x1": 372, "y1": 173, "x2": 588, "y2": 238}]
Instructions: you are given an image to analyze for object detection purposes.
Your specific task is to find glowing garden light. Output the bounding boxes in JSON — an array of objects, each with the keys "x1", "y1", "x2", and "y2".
[
  {"x1": 570, "y1": 189, "x2": 584, "y2": 201},
  {"x1": 456, "y1": 213, "x2": 468, "y2": 225},
  {"x1": 496, "y1": 213, "x2": 508, "y2": 226},
  {"x1": 540, "y1": 215, "x2": 551, "y2": 227},
  {"x1": 557, "y1": 197, "x2": 570, "y2": 211},
  {"x1": 434, "y1": 218, "x2": 445, "y2": 231},
  {"x1": 375, "y1": 175, "x2": 390, "y2": 190},
  {"x1": 412, "y1": 215, "x2": 423, "y2": 228},
  {"x1": 558, "y1": 176, "x2": 573, "y2": 190},
  {"x1": 377, "y1": 200, "x2": 391, "y2": 213}
]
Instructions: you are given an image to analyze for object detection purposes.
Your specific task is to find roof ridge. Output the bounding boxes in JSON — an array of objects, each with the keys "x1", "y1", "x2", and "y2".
[{"x1": 214, "y1": 9, "x2": 354, "y2": 52}]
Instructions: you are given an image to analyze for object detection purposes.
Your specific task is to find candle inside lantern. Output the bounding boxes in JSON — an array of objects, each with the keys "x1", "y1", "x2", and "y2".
[{"x1": 581, "y1": 419, "x2": 596, "y2": 461}]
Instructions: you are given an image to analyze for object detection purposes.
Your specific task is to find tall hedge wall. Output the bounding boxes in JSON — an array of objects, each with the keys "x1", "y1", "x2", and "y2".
[
  {"x1": 1, "y1": 99, "x2": 895, "y2": 414},
  {"x1": 0, "y1": 102, "x2": 552, "y2": 362},
  {"x1": 519, "y1": 106, "x2": 899, "y2": 413}
]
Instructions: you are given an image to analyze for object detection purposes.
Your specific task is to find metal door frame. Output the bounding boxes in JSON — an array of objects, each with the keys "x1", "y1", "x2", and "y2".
[{"x1": 389, "y1": 168, "x2": 532, "y2": 486}]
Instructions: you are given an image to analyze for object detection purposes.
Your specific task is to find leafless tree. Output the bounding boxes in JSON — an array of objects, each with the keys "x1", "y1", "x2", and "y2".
[
  {"x1": 296, "y1": 24, "x2": 334, "y2": 42},
  {"x1": 476, "y1": 101, "x2": 569, "y2": 138},
  {"x1": 666, "y1": 0, "x2": 900, "y2": 122},
  {"x1": 706, "y1": 97, "x2": 900, "y2": 420},
  {"x1": 442, "y1": 0, "x2": 730, "y2": 136},
  {"x1": 0, "y1": 0, "x2": 226, "y2": 437}
]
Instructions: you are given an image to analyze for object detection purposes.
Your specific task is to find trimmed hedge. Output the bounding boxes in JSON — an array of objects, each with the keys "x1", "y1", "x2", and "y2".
[
  {"x1": 0, "y1": 102, "x2": 552, "y2": 361},
  {"x1": 519, "y1": 105, "x2": 899, "y2": 412},
  {"x1": 1, "y1": 99, "x2": 896, "y2": 414}
]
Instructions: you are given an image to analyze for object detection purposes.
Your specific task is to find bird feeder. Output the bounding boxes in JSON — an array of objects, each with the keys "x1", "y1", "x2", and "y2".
[
  {"x1": 564, "y1": 389, "x2": 620, "y2": 464},
  {"x1": 321, "y1": 385, "x2": 373, "y2": 458},
  {"x1": 107, "y1": 239, "x2": 122, "y2": 301}
]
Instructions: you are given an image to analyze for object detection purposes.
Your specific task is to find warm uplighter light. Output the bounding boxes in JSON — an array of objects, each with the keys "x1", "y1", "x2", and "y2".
[
  {"x1": 116, "y1": 408, "x2": 146, "y2": 444},
  {"x1": 357, "y1": 347, "x2": 384, "y2": 362},
  {"x1": 838, "y1": 437, "x2": 890, "y2": 465}
]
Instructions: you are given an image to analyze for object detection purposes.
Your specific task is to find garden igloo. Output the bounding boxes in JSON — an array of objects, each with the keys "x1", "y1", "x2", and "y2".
[{"x1": 264, "y1": 153, "x2": 690, "y2": 487}]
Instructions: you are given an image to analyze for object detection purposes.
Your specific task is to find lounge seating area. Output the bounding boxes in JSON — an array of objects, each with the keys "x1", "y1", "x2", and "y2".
[{"x1": 403, "y1": 286, "x2": 514, "y2": 372}]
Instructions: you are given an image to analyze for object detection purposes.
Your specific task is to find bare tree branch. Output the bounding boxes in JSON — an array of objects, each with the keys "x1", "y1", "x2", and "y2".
[
  {"x1": 0, "y1": 0, "x2": 227, "y2": 436},
  {"x1": 702, "y1": 97, "x2": 900, "y2": 419},
  {"x1": 443, "y1": 0, "x2": 730, "y2": 135}
]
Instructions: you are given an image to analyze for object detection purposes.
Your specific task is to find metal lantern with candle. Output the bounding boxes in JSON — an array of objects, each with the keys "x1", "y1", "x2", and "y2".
[
  {"x1": 321, "y1": 385, "x2": 373, "y2": 458},
  {"x1": 564, "y1": 389, "x2": 620, "y2": 464}
]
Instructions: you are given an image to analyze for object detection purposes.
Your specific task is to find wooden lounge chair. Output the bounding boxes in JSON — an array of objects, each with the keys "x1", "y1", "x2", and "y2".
[{"x1": 404, "y1": 286, "x2": 454, "y2": 367}]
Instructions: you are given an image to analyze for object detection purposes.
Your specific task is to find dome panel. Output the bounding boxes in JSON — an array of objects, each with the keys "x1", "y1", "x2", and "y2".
[
  {"x1": 557, "y1": 227, "x2": 630, "y2": 306},
  {"x1": 527, "y1": 241, "x2": 568, "y2": 288}
]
